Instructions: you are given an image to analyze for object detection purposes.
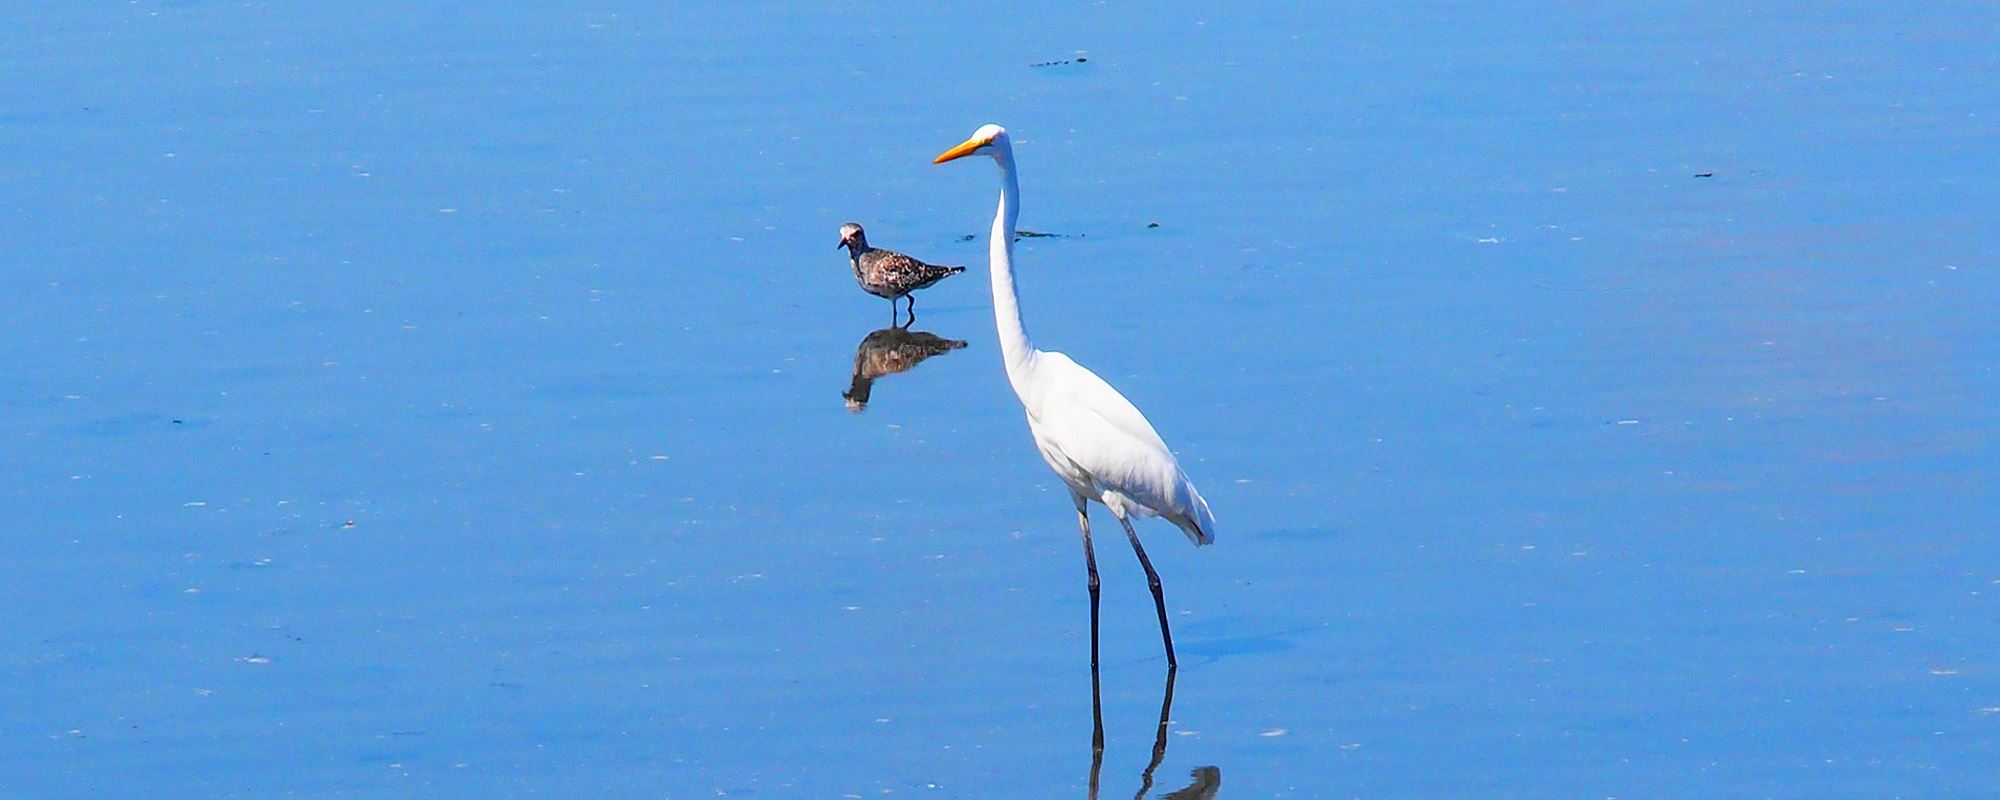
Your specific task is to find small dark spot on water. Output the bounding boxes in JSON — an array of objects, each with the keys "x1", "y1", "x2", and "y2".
[
  {"x1": 957, "y1": 234, "x2": 975, "y2": 242},
  {"x1": 1030, "y1": 54, "x2": 1088, "y2": 67},
  {"x1": 1147, "y1": 221, "x2": 1160, "y2": 228},
  {"x1": 1694, "y1": 172, "x2": 1714, "y2": 177}
]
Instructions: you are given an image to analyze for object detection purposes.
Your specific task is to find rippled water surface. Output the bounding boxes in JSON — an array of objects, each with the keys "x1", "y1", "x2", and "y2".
[{"x1": 4, "y1": 2, "x2": 1998, "y2": 797}]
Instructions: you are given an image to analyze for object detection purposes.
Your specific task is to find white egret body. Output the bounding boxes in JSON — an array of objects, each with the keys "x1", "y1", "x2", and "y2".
[{"x1": 936, "y1": 124, "x2": 1215, "y2": 668}]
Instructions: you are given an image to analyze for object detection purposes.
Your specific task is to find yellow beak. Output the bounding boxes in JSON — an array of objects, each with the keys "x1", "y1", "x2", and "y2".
[{"x1": 933, "y1": 137, "x2": 987, "y2": 164}]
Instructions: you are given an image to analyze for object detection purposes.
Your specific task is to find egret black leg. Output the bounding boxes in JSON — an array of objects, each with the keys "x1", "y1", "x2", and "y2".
[
  {"x1": 1077, "y1": 504, "x2": 1100, "y2": 670},
  {"x1": 1119, "y1": 515, "x2": 1176, "y2": 667},
  {"x1": 1088, "y1": 655, "x2": 1104, "y2": 799}
]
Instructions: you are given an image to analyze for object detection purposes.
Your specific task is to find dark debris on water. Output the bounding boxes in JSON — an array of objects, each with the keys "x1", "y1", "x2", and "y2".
[
  {"x1": 1030, "y1": 54, "x2": 1089, "y2": 67},
  {"x1": 959, "y1": 229, "x2": 1078, "y2": 242}
]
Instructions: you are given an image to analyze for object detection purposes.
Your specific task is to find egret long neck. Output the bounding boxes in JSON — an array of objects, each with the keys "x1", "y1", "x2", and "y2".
[{"x1": 990, "y1": 148, "x2": 1035, "y2": 384}]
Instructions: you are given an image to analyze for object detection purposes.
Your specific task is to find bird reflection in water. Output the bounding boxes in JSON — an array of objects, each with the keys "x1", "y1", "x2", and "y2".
[
  {"x1": 842, "y1": 325, "x2": 968, "y2": 412},
  {"x1": 1088, "y1": 667, "x2": 1220, "y2": 799}
]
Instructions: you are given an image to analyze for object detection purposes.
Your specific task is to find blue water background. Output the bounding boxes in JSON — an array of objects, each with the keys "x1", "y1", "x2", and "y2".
[{"x1": 3, "y1": 2, "x2": 1997, "y2": 797}]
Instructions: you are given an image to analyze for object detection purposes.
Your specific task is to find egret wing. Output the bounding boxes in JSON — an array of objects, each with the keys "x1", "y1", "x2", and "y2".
[
  {"x1": 1027, "y1": 353, "x2": 1181, "y2": 502},
  {"x1": 1027, "y1": 351, "x2": 1216, "y2": 544}
]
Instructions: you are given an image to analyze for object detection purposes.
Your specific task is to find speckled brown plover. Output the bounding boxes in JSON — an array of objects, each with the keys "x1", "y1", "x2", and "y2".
[{"x1": 837, "y1": 223, "x2": 965, "y2": 325}]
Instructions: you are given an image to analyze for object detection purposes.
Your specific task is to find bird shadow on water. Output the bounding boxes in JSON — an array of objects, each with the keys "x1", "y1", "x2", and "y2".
[
  {"x1": 1170, "y1": 623, "x2": 1315, "y2": 669},
  {"x1": 841, "y1": 324, "x2": 968, "y2": 412},
  {"x1": 1088, "y1": 666, "x2": 1221, "y2": 799}
]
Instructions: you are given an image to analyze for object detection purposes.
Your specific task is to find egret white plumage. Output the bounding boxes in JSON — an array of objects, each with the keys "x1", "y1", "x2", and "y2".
[{"x1": 935, "y1": 124, "x2": 1216, "y2": 668}]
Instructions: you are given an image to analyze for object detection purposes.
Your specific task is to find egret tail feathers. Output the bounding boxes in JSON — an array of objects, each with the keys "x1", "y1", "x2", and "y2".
[{"x1": 1168, "y1": 477, "x2": 1216, "y2": 547}]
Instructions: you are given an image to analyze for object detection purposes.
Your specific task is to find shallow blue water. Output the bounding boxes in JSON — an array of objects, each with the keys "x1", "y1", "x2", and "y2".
[{"x1": 3, "y1": 2, "x2": 1997, "y2": 797}]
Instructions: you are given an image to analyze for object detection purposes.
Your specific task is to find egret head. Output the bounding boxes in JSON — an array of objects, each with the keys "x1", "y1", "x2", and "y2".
[
  {"x1": 837, "y1": 222, "x2": 866, "y2": 251},
  {"x1": 933, "y1": 124, "x2": 1009, "y2": 164}
]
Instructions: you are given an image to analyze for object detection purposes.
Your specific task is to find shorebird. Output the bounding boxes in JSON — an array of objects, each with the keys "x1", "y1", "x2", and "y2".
[
  {"x1": 837, "y1": 223, "x2": 965, "y2": 325},
  {"x1": 934, "y1": 124, "x2": 1216, "y2": 668}
]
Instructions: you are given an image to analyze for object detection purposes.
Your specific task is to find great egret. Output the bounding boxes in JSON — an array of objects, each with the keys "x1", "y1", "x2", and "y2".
[
  {"x1": 838, "y1": 222, "x2": 966, "y2": 325},
  {"x1": 934, "y1": 124, "x2": 1216, "y2": 668}
]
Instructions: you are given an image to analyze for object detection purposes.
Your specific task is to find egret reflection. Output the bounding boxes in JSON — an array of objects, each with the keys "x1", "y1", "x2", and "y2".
[
  {"x1": 842, "y1": 325, "x2": 968, "y2": 411},
  {"x1": 1088, "y1": 667, "x2": 1219, "y2": 799},
  {"x1": 1161, "y1": 767, "x2": 1222, "y2": 799}
]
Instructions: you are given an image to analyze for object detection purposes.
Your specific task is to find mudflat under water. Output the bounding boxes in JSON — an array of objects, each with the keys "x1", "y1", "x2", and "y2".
[{"x1": 3, "y1": 3, "x2": 1996, "y2": 797}]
